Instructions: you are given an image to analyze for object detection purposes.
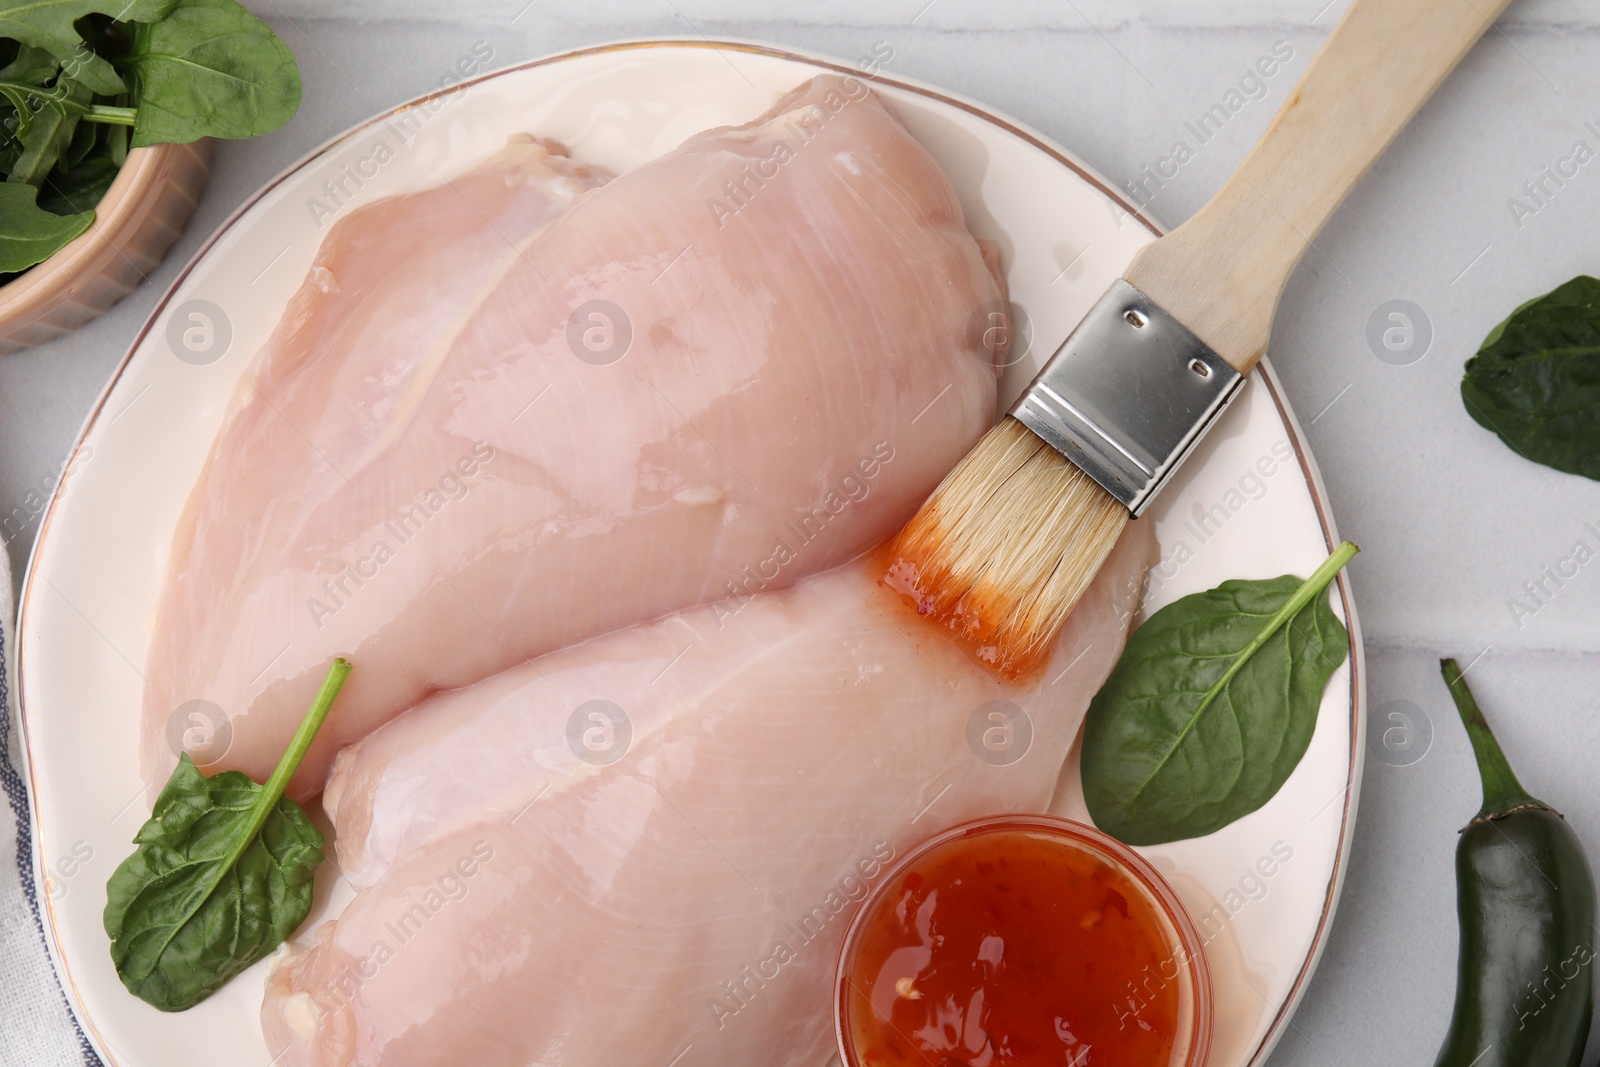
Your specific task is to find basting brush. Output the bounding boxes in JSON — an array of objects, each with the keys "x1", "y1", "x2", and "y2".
[{"x1": 881, "y1": 0, "x2": 1512, "y2": 678}]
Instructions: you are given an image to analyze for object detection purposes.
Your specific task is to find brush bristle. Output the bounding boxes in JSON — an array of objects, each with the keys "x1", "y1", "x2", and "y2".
[{"x1": 878, "y1": 417, "x2": 1128, "y2": 679}]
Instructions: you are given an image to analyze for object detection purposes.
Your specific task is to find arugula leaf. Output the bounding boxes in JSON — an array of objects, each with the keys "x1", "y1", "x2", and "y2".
[
  {"x1": 0, "y1": 0, "x2": 176, "y2": 95},
  {"x1": 0, "y1": 81, "x2": 42, "y2": 138},
  {"x1": 1081, "y1": 542, "x2": 1357, "y2": 845},
  {"x1": 0, "y1": 132, "x2": 20, "y2": 179},
  {"x1": 62, "y1": 92, "x2": 101, "y2": 163},
  {"x1": 38, "y1": 150, "x2": 115, "y2": 213},
  {"x1": 0, "y1": 43, "x2": 59, "y2": 83},
  {"x1": 9, "y1": 71, "x2": 90, "y2": 184},
  {"x1": 117, "y1": 0, "x2": 300, "y2": 147},
  {"x1": 1461, "y1": 275, "x2": 1600, "y2": 481},
  {"x1": 0, "y1": 47, "x2": 65, "y2": 140},
  {"x1": 0, "y1": 180, "x2": 88, "y2": 270},
  {"x1": 105, "y1": 113, "x2": 124, "y2": 163},
  {"x1": 105, "y1": 658, "x2": 350, "y2": 1012}
]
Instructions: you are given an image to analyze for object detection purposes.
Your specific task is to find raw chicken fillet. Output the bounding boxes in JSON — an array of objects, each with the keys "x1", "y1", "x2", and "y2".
[
  {"x1": 262, "y1": 525, "x2": 1154, "y2": 1067},
  {"x1": 140, "y1": 75, "x2": 1006, "y2": 797}
]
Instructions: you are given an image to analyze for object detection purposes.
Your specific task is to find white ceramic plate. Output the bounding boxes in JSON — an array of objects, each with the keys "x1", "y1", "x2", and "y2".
[{"x1": 17, "y1": 39, "x2": 1363, "y2": 1067}]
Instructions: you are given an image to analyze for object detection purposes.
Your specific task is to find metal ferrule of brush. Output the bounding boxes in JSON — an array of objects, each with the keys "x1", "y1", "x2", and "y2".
[{"x1": 1008, "y1": 279, "x2": 1245, "y2": 517}]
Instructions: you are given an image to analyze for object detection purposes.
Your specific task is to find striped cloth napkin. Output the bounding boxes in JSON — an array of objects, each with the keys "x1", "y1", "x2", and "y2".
[{"x1": 1, "y1": 547, "x2": 103, "y2": 1066}]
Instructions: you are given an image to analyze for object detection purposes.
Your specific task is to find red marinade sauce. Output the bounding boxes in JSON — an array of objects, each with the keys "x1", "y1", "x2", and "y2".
[{"x1": 843, "y1": 825, "x2": 1181, "y2": 1066}]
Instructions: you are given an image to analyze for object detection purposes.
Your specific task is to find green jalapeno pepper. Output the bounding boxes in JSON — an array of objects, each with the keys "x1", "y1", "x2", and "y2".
[{"x1": 1433, "y1": 658, "x2": 1596, "y2": 1067}]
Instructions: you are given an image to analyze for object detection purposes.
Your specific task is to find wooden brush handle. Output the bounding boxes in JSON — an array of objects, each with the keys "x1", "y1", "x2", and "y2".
[{"x1": 1123, "y1": 0, "x2": 1513, "y2": 374}]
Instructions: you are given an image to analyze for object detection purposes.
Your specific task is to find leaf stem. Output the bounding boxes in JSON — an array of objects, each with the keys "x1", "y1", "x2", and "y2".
[
  {"x1": 81, "y1": 104, "x2": 136, "y2": 126},
  {"x1": 1439, "y1": 657, "x2": 1546, "y2": 821},
  {"x1": 1194, "y1": 540, "x2": 1359, "y2": 704},
  {"x1": 1116, "y1": 540, "x2": 1358, "y2": 812},
  {"x1": 117, "y1": 659, "x2": 349, "y2": 994},
  {"x1": 216, "y1": 658, "x2": 350, "y2": 874}
]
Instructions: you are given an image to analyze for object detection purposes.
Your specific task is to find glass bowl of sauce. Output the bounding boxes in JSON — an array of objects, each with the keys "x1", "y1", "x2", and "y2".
[{"x1": 835, "y1": 814, "x2": 1211, "y2": 1067}]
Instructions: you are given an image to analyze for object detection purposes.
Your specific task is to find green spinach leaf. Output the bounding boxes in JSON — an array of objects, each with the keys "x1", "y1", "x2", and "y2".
[
  {"x1": 8, "y1": 71, "x2": 89, "y2": 184},
  {"x1": 0, "y1": 46, "x2": 66, "y2": 141},
  {"x1": 38, "y1": 150, "x2": 115, "y2": 213},
  {"x1": 105, "y1": 114, "x2": 124, "y2": 163},
  {"x1": 62, "y1": 102, "x2": 95, "y2": 164},
  {"x1": 0, "y1": 0, "x2": 297, "y2": 279},
  {"x1": 117, "y1": 0, "x2": 300, "y2": 147},
  {"x1": 0, "y1": 0, "x2": 175, "y2": 95},
  {"x1": 0, "y1": 81, "x2": 43, "y2": 138},
  {"x1": 0, "y1": 43, "x2": 59, "y2": 83},
  {"x1": 104, "y1": 658, "x2": 350, "y2": 1012},
  {"x1": 1081, "y1": 542, "x2": 1356, "y2": 845},
  {"x1": 1461, "y1": 275, "x2": 1600, "y2": 481},
  {"x1": 0, "y1": 179, "x2": 88, "y2": 270}
]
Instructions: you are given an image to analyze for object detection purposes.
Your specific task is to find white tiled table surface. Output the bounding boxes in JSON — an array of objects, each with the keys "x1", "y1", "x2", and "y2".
[{"x1": 3, "y1": 2, "x2": 1599, "y2": 1064}]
